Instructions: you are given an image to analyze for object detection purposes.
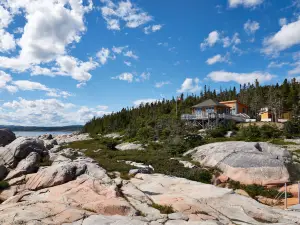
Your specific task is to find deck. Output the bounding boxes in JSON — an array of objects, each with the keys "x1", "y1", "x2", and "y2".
[{"x1": 181, "y1": 113, "x2": 250, "y2": 123}]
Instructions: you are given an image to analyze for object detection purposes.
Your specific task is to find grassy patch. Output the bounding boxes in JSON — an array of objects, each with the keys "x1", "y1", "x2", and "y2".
[
  {"x1": 269, "y1": 139, "x2": 297, "y2": 145},
  {"x1": 151, "y1": 203, "x2": 175, "y2": 214},
  {"x1": 228, "y1": 180, "x2": 292, "y2": 199},
  {"x1": 0, "y1": 181, "x2": 9, "y2": 190},
  {"x1": 39, "y1": 158, "x2": 52, "y2": 167},
  {"x1": 63, "y1": 138, "x2": 217, "y2": 184}
]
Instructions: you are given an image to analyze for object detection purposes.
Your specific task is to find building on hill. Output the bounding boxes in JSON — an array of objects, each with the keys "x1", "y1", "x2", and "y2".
[
  {"x1": 191, "y1": 99, "x2": 249, "y2": 116},
  {"x1": 259, "y1": 107, "x2": 292, "y2": 123},
  {"x1": 181, "y1": 99, "x2": 252, "y2": 129}
]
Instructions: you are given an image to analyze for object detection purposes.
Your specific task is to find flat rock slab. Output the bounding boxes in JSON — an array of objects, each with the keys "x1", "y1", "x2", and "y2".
[
  {"x1": 116, "y1": 143, "x2": 144, "y2": 151},
  {"x1": 184, "y1": 141, "x2": 291, "y2": 185},
  {"x1": 128, "y1": 174, "x2": 300, "y2": 224}
]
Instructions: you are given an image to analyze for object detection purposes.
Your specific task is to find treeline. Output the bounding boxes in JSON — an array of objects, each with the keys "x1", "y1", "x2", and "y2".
[
  {"x1": 0, "y1": 125, "x2": 83, "y2": 132},
  {"x1": 83, "y1": 78, "x2": 300, "y2": 139}
]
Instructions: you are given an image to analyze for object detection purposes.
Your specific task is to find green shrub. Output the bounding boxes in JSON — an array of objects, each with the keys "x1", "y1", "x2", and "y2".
[
  {"x1": 260, "y1": 124, "x2": 282, "y2": 139},
  {"x1": 0, "y1": 181, "x2": 9, "y2": 190},
  {"x1": 237, "y1": 125, "x2": 261, "y2": 141},
  {"x1": 207, "y1": 126, "x2": 227, "y2": 138},
  {"x1": 284, "y1": 118, "x2": 300, "y2": 138},
  {"x1": 137, "y1": 126, "x2": 155, "y2": 142},
  {"x1": 151, "y1": 203, "x2": 175, "y2": 214}
]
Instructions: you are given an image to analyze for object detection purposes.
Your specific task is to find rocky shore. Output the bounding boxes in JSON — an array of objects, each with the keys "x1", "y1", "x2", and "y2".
[{"x1": 0, "y1": 129, "x2": 299, "y2": 224}]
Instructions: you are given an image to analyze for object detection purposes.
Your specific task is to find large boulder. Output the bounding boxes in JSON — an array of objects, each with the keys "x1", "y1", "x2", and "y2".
[
  {"x1": 25, "y1": 163, "x2": 78, "y2": 190},
  {"x1": 0, "y1": 128, "x2": 16, "y2": 147},
  {"x1": 5, "y1": 152, "x2": 40, "y2": 180},
  {"x1": 184, "y1": 141, "x2": 291, "y2": 185},
  {"x1": 0, "y1": 137, "x2": 48, "y2": 168}
]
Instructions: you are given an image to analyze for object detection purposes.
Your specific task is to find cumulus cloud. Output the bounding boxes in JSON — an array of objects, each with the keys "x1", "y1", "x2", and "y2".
[
  {"x1": 96, "y1": 48, "x2": 110, "y2": 65},
  {"x1": 0, "y1": 71, "x2": 12, "y2": 89},
  {"x1": 244, "y1": 20, "x2": 260, "y2": 35},
  {"x1": 155, "y1": 81, "x2": 170, "y2": 88},
  {"x1": 112, "y1": 46, "x2": 128, "y2": 54},
  {"x1": 133, "y1": 98, "x2": 158, "y2": 107},
  {"x1": 200, "y1": 31, "x2": 220, "y2": 50},
  {"x1": 228, "y1": 0, "x2": 264, "y2": 8},
  {"x1": 206, "y1": 54, "x2": 230, "y2": 65},
  {"x1": 207, "y1": 70, "x2": 275, "y2": 84},
  {"x1": 0, "y1": 98, "x2": 110, "y2": 126},
  {"x1": 263, "y1": 19, "x2": 300, "y2": 55},
  {"x1": 177, "y1": 78, "x2": 201, "y2": 93},
  {"x1": 100, "y1": 0, "x2": 152, "y2": 30},
  {"x1": 0, "y1": 0, "x2": 93, "y2": 74},
  {"x1": 31, "y1": 56, "x2": 99, "y2": 83},
  {"x1": 0, "y1": 29, "x2": 16, "y2": 52},
  {"x1": 201, "y1": 31, "x2": 241, "y2": 50},
  {"x1": 112, "y1": 72, "x2": 134, "y2": 82},
  {"x1": 144, "y1": 24, "x2": 163, "y2": 34}
]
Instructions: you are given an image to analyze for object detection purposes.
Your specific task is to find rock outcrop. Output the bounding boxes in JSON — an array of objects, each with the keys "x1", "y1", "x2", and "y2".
[
  {"x1": 0, "y1": 128, "x2": 16, "y2": 147},
  {"x1": 116, "y1": 142, "x2": 144, "y2": 151},
  {"x1": 5, "y1": 152, "x2": 40, "y2": 180},
  {"x1": 0, "y1": 137, "x2": 48, "y2": 168},
  {"x1": 184, "y1": 141, "x2": 291, "y2": 185}
]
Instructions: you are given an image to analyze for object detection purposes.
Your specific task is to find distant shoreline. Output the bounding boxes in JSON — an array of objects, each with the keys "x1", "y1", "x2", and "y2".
[{"x1": 1, "y1": 125, "x2": 83, "y2": 132}]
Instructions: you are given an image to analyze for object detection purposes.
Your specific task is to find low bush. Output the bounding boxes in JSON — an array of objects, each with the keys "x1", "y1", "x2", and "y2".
[
  {"x1": 151, "y1": 203, "x2": 175, "y2": 214},
  {"x1": 260, "y1": 124, "x2": 282, "y2": 139},
  {"x1": 284, "y1": 118, "x2": 300, "y2": 138},
  {"x1": 237, "y1": 124, "x2": 282, "y2": 141}
]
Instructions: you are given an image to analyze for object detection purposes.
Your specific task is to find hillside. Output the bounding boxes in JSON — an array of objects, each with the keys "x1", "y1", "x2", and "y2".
[{"x1": 83, "y1": 78, "x2": 300, "y2": 139}]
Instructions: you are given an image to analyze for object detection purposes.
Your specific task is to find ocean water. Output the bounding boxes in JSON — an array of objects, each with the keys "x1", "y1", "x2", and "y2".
[{"x1": 14, "y1": 131, "x2": 73, "y2": 137}]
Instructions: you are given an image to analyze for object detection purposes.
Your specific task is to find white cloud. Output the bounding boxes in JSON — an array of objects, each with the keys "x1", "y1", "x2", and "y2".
[
  {"x1": 244, "y1": 20, "x2": 260, "y2": 35},
  {"x1": 279, "y1": 18, "x2": 287, "y2": 27},
  {"x1": 0, "y1": 5, "x2": 12, "y2": 29},
  {"x1": 263, "y1": 19, "x2": 300, "y2": 55},
  {"x1": 223, "y1": 33, "x2": 241, "y2": 48},
  {"x1": 31, "y1": 56, "x2": 98, "y2": 83},
  {"x1": 133, "y1": 98, "x2": 157, "y2": 107},
  {"x1": 124, "y1": 61, "x2": 132, "y2": 67},
  {"x1": 201, "y1": 31, "x2": 241, "y2": 50},
  {"x1": 0, "y1": 0, "x2": 92, "y2": 73},
  {"x1": 0, "y1": 98, "x2": 110, "y2": 126},
  {"x1": 289, "y1": 66, "x2": 300, "y2": 75},
  {"x1": 101, "y1": 0, "x2": 152, "y2": 30},
  {"x1": 0, "y1": 29, "x2": 16, "y2": 52},
  {"x1": 155, "y1": 81, "x2": 170, "y2": 88},
  {"x1": 228, "y1": 0, "x2": 264, "y2": 8},
  {"x1": 268, "y1": 61, "x2": 289, "y2": 68},
  {"x1": 144, "y1": 24, "x2": 163, "y2": 34},
  {"x1": 12, "y1": 80, "x2": 50, "y2": 92},
  {"x1": 207, "y1": 71, "x2": 275, "y2": 84},
  {"x1": 200, "y1": 31, "x2": 220, "y2": 50},
  {"x1": 112, "y1": 72, "x2": 134, "y2": 83},
  {"x1": 112, "y1": 46, "x2": 127, "y2": 54},
  {"x1": 124, "y1": 50, "x2": 138, "y2": 60},
  {"x1": 96, "y1": 48, "x2": 110, "y2": 65},
  {"x1": 177, "y1": 78, "x2": 201, "y2": 93},
  {"x1": 136, "y1": 72, "x2": 150, "y2": 82},
  {"x1": 0, "y1": 71, "x2": 12, "y2": 89},
  {"x1": 206, "y1": 54, "x2": 230, "y2": 65}
]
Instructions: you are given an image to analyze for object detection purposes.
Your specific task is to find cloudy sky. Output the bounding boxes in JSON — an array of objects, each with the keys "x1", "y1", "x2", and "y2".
[{"x1": 0, "y1": 0, "x2": 300, "y2": 126}]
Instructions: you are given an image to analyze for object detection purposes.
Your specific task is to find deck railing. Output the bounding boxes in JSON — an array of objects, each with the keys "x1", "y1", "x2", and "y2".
[{"x1": 181, "y1": 113, "x2": 249, "y2": 122}]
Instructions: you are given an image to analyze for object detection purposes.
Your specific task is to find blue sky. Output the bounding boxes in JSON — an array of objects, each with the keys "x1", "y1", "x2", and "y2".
[{"x1": 0, "y1": 0, "x2": 300, "y2": 126}]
